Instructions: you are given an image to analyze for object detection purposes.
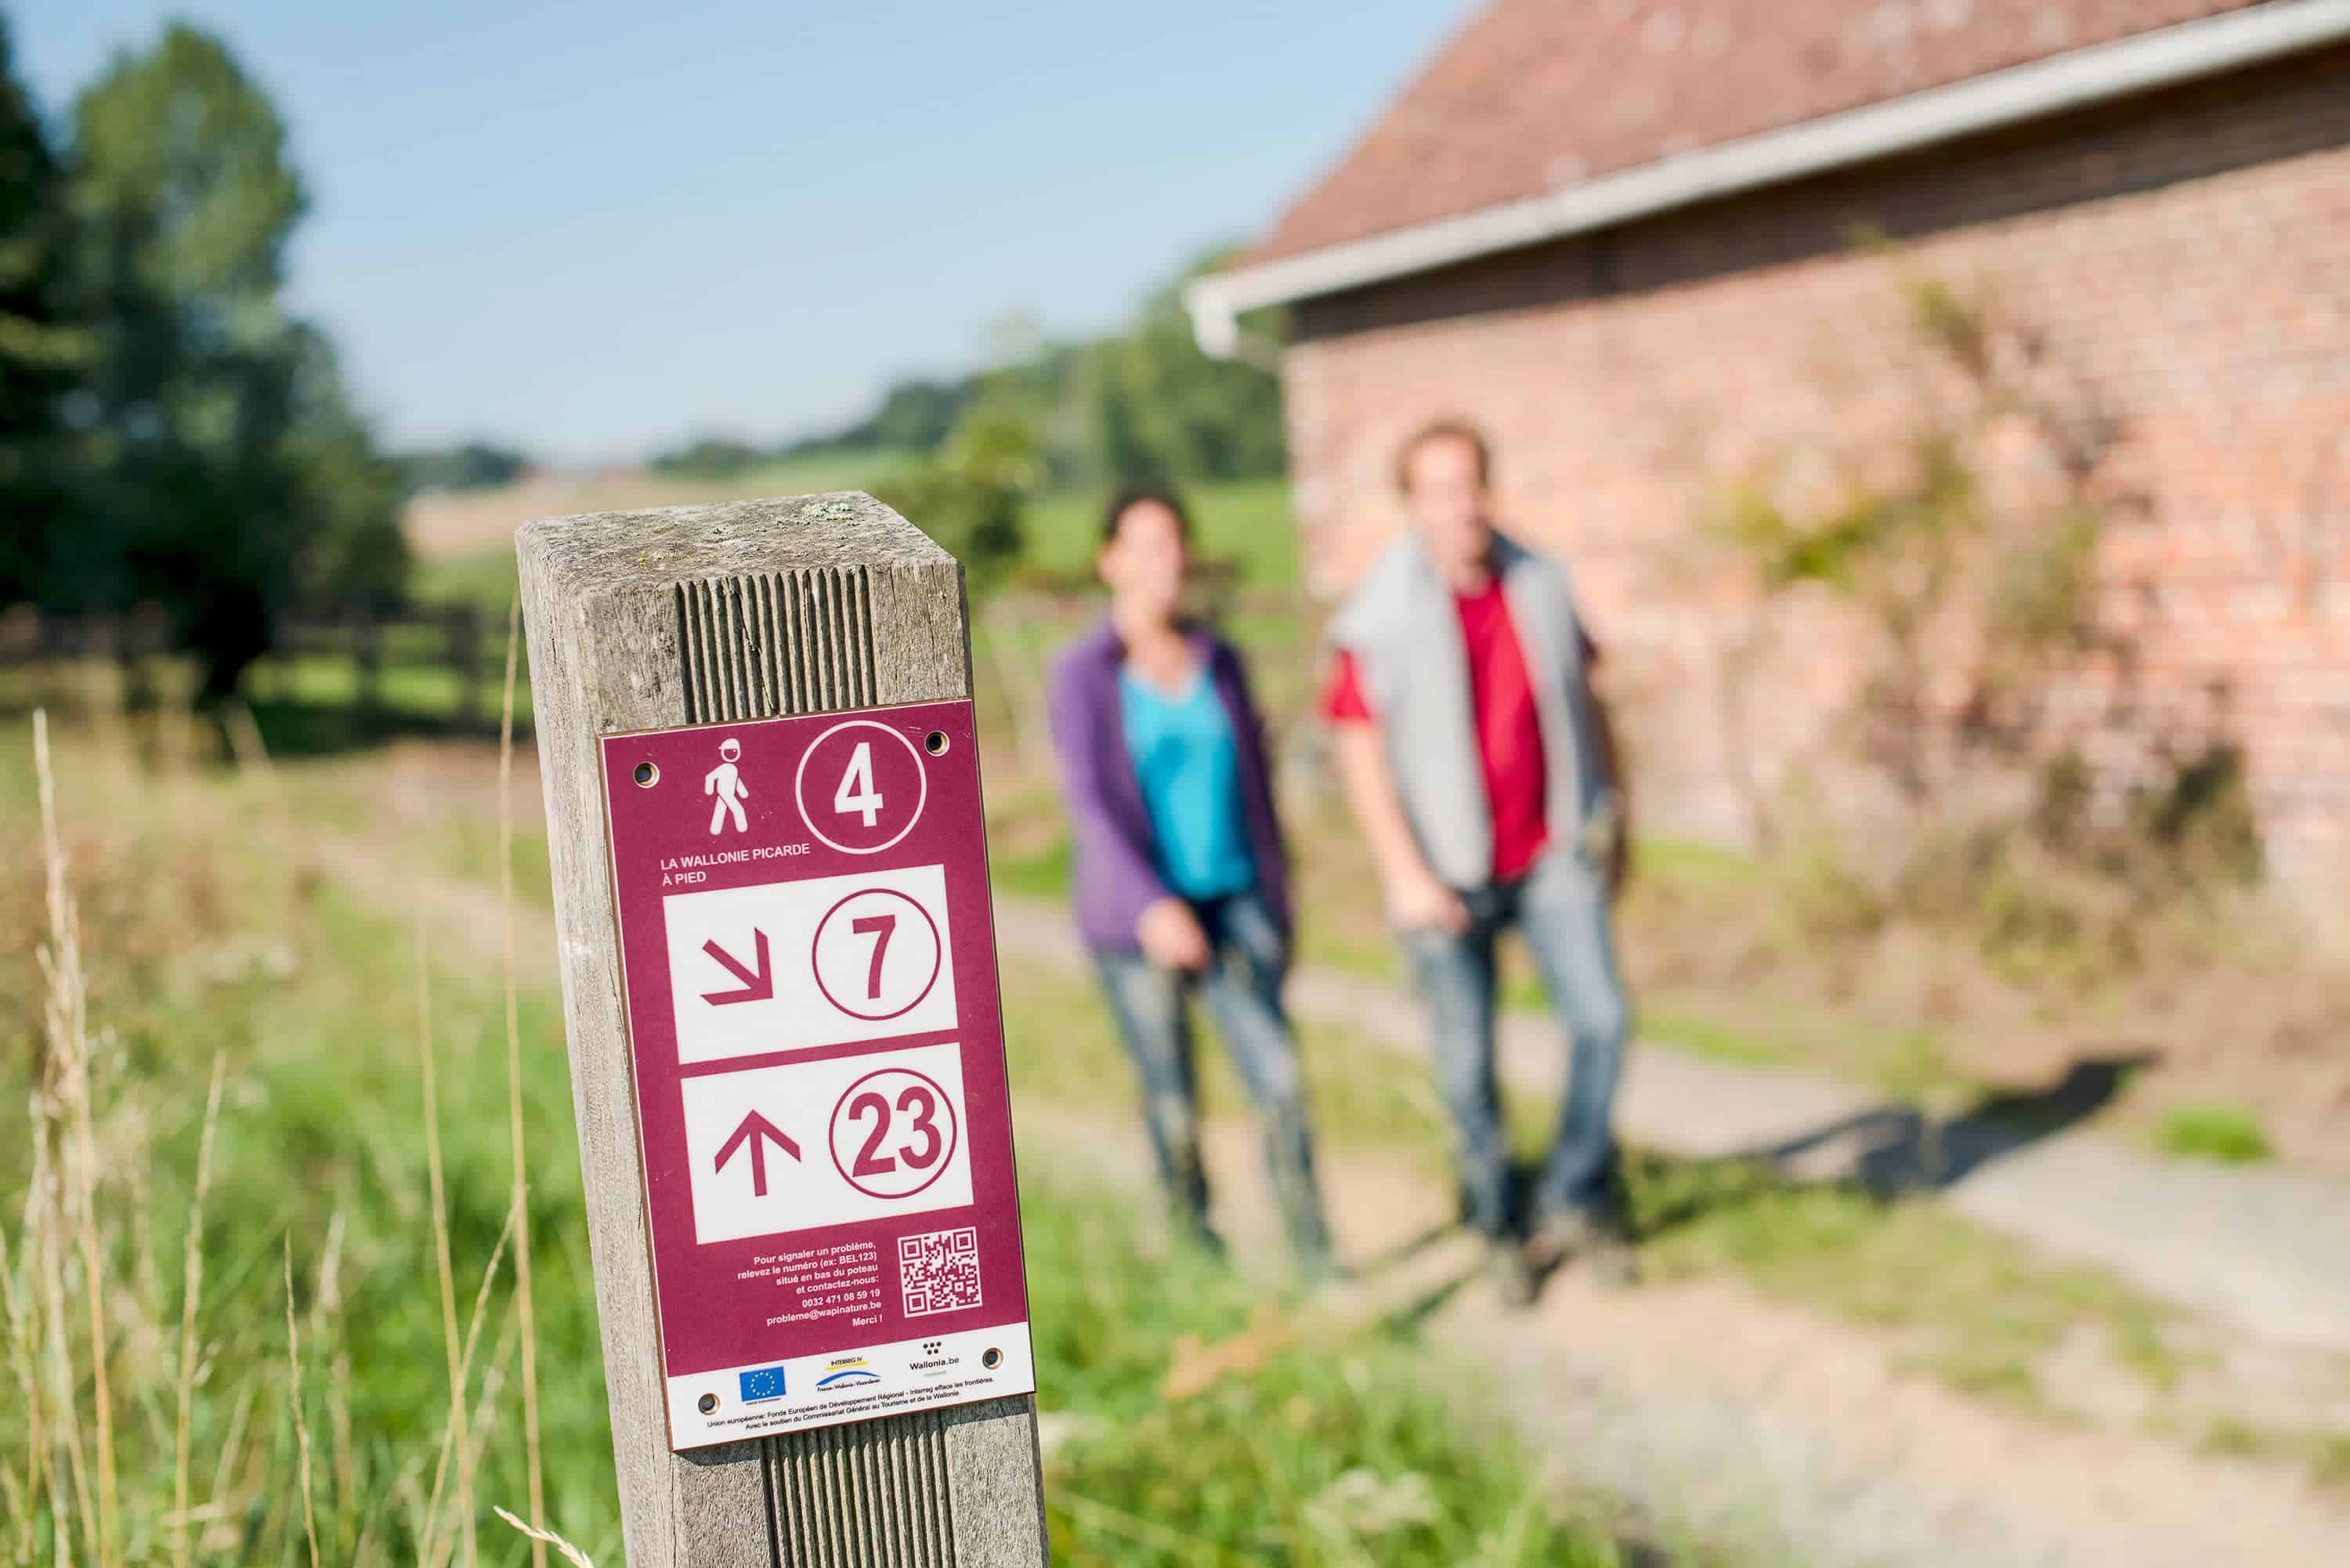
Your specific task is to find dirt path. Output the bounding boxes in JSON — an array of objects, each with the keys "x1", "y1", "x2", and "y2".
[
  {"x1": 988, "y1": 894, "x2": 2350, "y2": 1358},
  {"x1": 1031, "y1": 1108, "x2": 2350, "y2": 1568},
  {"x1": 302, "y1": 816, "x2": 2350, "y2": 1567}
]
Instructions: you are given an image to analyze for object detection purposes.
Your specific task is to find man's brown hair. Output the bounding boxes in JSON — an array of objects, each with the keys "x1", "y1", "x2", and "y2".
[{"x1": 1394, "y1": 417, "x2": 1493, "y2": 494}]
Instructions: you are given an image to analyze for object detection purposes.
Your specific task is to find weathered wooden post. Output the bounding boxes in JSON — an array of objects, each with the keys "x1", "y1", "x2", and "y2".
[{"x1": 518, "y1": 493, "x2": 1047, "y2": 1568}]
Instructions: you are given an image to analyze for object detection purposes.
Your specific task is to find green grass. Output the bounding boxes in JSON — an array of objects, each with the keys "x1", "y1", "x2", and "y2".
[
  {"x1": 2152, "y1": 1103, "x2": 2273, "y2": 1165},
  {"x1": 1029, "y1": 1179, "x2": 1623, "y2": 1565},
  {"x1": 251, "y1": 652, "x2": 529, "y2": 725},
  {"x1": 1636, "y1": 1006, "x2": 1802, "y2": 1068},
  {"x1": 2196, "y1": 1419, "x2": 2350, "y2": 1491},
  {"x1": 991, "y1": 836, "x2": 1072, "y2": 901},
  {"x1": 413, "y1": 547, "x2": 528, "y2": 619}
]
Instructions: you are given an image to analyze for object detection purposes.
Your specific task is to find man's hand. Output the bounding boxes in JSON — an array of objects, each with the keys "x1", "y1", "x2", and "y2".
[
  {"x1": 1384, "y1": 865, "x2": 1469, "y2": 935},
  {"x1": 1331, "y1": 722, "x2": 1470, "y2": 936},
  {"x1": 1137, "y1": 896, "x2": 1212, "y2": 972}
]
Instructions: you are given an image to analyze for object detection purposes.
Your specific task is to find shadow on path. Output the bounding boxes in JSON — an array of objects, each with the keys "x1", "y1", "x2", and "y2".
[
  {"x1": 1585, "y1": 1052, "x2": 2154, "y2": 1248},
  {"x1": 1741, "y1": 1051, "x2": 2154, "y2": 1194}
]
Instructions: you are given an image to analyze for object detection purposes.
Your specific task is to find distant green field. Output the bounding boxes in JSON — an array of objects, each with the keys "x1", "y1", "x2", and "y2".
[
  {"x1": 1022, "y1": 478, "x2": 1300, "y2": 593},
  {"x1": 413, "y1": 475, "x2": 1303, "y2": 617}
]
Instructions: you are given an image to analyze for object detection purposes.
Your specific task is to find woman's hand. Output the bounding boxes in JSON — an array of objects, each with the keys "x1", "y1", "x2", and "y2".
[{"x1": 1137, "y1": 897, "x2": 1213, "y2": 972}]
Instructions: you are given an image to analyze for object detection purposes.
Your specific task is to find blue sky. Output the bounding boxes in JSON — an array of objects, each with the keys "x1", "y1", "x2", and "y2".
[{"x1": 16, "y1": 1, "x2": 1473, "y2": 464}]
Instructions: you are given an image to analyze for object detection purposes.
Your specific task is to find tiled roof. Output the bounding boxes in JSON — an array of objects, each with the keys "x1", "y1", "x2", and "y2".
[{"x1": 1245, "y1": 0, "x2": 2270, "y2": 266}]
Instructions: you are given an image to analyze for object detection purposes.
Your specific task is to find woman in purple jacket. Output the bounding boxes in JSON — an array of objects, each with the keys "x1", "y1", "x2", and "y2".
[{"x1": 1047, "y1": 485, "x2": 1333, "y2": 1272}]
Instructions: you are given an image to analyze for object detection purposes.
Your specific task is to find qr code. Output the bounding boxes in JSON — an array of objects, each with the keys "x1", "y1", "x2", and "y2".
[{"x1": 898, "y1": 1227, "x2": 982, "y2": 1317}]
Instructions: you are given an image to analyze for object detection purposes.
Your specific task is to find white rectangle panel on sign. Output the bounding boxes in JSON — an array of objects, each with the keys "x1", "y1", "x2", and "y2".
[
  {"x1": 678, "y1": 1042, "x2": 974, "y2": 1245},
  {"x1": 664, "y1": 1324, "x2": 1036, "y2": 1448},
  {"x1": 663, "y1": 862, "x2": 956, "y2": 1065}
]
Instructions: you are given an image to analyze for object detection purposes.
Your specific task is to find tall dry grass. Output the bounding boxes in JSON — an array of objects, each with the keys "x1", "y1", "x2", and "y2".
[
  {"x1": 500, "y1": 600, "x2": 549, "y2": 1568},
  {"x1": 2, "y1": 706, "x2": 579, "y2": 1566}
]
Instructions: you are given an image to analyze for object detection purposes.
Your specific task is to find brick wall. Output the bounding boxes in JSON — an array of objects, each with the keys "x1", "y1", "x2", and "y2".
[{"x1": 1276, "y1": 45, "x2": 2350, "y2": 889}]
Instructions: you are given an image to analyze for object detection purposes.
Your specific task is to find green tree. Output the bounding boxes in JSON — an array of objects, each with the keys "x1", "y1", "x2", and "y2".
[
  {"x1": 1079, "y1": 248, "x2": 1286, "y2": 485},
  {"x1": 62, "y1": 23, "x2": 405, "y2": 698},
  {"x1": 648, "y1": 434, "x2": 765, "y2": 478},
  {"x1": 873, "y1": 389, "x2": 1035, "y2": 602},
  {"x1": 402, "y1": 439, "x2": 530, "y2": 493},
  {"x1": 0, "y1": 15, "x2": 86, "y2": 608}
]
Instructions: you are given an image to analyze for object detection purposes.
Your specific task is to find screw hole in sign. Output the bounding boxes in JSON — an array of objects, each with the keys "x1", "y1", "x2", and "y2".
[
  {"x1": 696, "y1": 1393, "x2": 718, "y2": 1414},
  {"x1": 924, "y1": 730, "x2": 950, "y2": 757},
  {"x1": 634, "y1": 761, "x2": 660, "y2": 787}
]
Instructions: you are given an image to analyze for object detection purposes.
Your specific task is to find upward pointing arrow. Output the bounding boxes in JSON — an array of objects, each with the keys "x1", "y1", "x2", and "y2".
[
  {"x1": 714, "y1": 1110, "x2": 800, "y2": 1198},
  {"x1": 700, "y1": 928, "x2": 773, "y2": 1006}
]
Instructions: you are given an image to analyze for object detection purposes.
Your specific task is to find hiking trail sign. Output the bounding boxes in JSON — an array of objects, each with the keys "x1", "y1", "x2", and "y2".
[
  {"x1": 521, "y1": 493, "x2": 1047, "y2": 1567},
  {"x1": 602, "y1": 700, "x2": 1032, "y2": 1447}
]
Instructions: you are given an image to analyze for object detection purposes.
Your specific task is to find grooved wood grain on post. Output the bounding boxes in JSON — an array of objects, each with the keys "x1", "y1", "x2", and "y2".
[{"x1": 517, "y1": 492, "x2": 1044, "y2": 1568}]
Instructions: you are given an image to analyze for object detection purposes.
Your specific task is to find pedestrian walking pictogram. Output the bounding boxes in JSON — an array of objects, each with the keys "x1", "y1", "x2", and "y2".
[{"x1": 705, "y1": 736, "x2": 750, "y2": 834}]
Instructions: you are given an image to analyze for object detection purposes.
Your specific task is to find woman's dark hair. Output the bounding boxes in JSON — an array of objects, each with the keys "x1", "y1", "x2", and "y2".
[{"x1": 1101, "y1": 482, "x2": 1193, "y2": 544}]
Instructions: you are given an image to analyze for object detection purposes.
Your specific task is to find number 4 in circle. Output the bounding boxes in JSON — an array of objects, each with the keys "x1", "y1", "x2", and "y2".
[
  {"x1": 794, "y1": 720, "x2": 925, "y2": 855},
  {"x1": 833, "y1": 741, "x2": 884, "y2": 828}
]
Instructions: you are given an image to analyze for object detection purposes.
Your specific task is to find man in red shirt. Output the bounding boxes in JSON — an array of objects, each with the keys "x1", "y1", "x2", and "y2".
[{"x1": 1323, "y1": 419, "x2": 1631, "y2": 1306}]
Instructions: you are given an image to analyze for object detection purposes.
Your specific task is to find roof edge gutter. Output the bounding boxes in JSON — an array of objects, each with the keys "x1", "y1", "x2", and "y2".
[{"x1": 1187, "y1": 0, "x2": 2350, "y2": 357}]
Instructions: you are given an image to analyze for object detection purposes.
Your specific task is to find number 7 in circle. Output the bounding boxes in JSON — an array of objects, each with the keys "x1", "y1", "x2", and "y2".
[{"x1": 850, "y1": 913, "x2": 896, "y2": 1001}]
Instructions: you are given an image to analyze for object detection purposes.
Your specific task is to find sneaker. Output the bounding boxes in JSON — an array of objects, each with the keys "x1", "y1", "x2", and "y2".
[
  {"x1": 1485, "y1": 1237, "x2": 1539, "y2": 1310},
  {"x1": 1527, "y1": 1207, "x2": 1638, "y2": 1288},
  {"x1": 1523, "y1": 1207, "x2": 1602, "y2": 1273}
]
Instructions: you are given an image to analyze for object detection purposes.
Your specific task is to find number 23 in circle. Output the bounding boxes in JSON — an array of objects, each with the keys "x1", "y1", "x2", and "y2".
[
  {"x1": 829, "y1": 1067, "x2": 960, "y2": 1201},
  {"x1": 794, "y1": 719, "x2": 927, "y2": 854}
]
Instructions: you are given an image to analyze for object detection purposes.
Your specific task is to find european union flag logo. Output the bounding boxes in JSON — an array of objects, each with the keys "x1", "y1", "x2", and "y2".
[{"x1": 738, "y1": 1365, "x2": 787, "y2": 1404}]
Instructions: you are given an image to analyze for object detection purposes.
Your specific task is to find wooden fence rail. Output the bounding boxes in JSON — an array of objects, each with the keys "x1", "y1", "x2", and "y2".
[{"x1": 0, "y1": 604, "x2": 528, "y2": 732}]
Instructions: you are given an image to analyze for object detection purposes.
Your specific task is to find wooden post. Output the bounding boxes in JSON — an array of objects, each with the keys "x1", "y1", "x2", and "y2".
[{"x1": 517, "y1": 492, "x2": 1048, "y2": 1568}]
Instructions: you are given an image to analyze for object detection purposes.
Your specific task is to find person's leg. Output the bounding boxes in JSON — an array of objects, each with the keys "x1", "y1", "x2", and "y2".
[
  {"x1": 1195, "y1": 893, "x2": 1333, "y2": 1270},
  {"x1": 1397, "y1": 892, "x2": 1509, "y2": 1241},
  {"x1": 1516, "y1": 852, "x2": 1633, "y2": 1224},
  {"x1": 1091, "y1": 951, "x2": 1214, "y2": 1245}
]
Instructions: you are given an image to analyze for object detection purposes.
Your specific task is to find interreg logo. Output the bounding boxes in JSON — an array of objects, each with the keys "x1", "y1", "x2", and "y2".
[
  {"x1": 737, "y1": 1365, "x2": 788, "y2": 1404},
  {"x1": 816, "y1": 1355, "x2": 880, "y2": 1389}
]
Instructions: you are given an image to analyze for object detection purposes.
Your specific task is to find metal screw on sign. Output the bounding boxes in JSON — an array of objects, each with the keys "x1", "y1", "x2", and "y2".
[{"x1": 519, "y1": 493, "x2": 1047, "y2": 1567}]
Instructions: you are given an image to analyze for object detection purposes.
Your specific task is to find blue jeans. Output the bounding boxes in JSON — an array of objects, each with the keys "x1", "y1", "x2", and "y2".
[
  {"x1": 1398, "y1": 851, "x2": 1631, "y2": 1237},
  {"x1": 1091, "y1": 890, "x2": 1332, "y2": 1263}
]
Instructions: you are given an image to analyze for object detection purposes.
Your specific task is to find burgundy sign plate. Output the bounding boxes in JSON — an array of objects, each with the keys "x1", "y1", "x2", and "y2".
[{"x1": 599, "y1": 699, "x2": 1032, "y2": 1450}]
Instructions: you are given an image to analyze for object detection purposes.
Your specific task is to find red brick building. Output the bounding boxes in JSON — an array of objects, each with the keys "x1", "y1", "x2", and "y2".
[{"x1": 1191, "y1": 0, "x2": 2350, "y2": 887}]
